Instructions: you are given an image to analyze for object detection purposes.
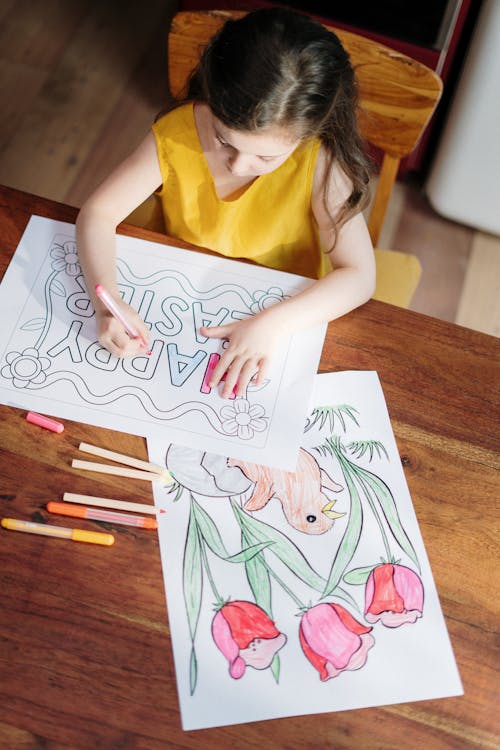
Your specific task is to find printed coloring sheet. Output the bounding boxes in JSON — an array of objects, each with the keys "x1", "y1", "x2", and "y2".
[
  {"x1": 0, "y1": 216, "x2": 326, "y2": 468},
  {"x1": 149, "y1": 371, "x2": 463, "y2": 730}
]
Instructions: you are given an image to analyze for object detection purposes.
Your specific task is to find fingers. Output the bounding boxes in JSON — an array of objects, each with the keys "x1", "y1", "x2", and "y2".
[
  {"x1": 220, "y1": 358, "x2": 245, "y2": 399},
  {"x1": 210, "y1": 353, "x2": 267, "y2": 399},
  {"x1": 135, "y1": 320, "x2": 152, "y2": 354},
  {"x1": 201, "y1": 320, "x2": 273, "y2": 398},
  {"x1": 253, "y1": 357, "x2": 270, "y2": 386},
  {"x1": 200, "y1": 324, "x2": 230, "y2": 339},
  {"x1": 99, "y1": 332, "x2": 143, "y2": 358},
  {"x1": 235, "y1": 359, "x2": 261, "y2": 397},
  {"x1": 98, "y1": 314, "x2": 149, "y2": 358}
]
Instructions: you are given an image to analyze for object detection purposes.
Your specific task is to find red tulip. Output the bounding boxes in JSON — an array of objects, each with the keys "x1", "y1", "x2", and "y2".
[
  {"x1": 299, "y1": 602, "x2": 374, "y2": 681},
  {"x1": 364, "y1": 563, "x2": 424, "y2": 627},
  {"x1": 211, "y1": 601, "x2": 287, "y2": 679}
]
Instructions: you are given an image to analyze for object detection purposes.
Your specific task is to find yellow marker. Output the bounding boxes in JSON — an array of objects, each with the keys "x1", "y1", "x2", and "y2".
[{"x1": 1, "y1": 518, "x2": 114, "y2": 546}]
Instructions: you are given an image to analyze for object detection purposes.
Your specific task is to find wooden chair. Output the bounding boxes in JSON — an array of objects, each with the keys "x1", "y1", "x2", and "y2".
[{"x1": 130, "y1": 9, "x2": 443, "y2": 308}]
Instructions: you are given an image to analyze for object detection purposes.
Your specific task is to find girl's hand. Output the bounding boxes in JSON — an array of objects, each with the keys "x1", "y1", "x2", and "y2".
[
  {"x1": 200, "y1": 313, "x2": 284, "y2": 398},
  {"x1": 96, "y1": 300, "x2": 150, "y2": 358}
]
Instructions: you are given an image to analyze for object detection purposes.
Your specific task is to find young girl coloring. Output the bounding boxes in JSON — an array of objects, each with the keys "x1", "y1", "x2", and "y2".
[{"x1": 76, "y1": 8, "x2": 375, "y2": 398}]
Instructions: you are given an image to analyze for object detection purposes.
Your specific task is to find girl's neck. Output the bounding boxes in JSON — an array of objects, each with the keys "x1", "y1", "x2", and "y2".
[{"x1": 193, "y1": 103, "x2": 257, "y2": 201}]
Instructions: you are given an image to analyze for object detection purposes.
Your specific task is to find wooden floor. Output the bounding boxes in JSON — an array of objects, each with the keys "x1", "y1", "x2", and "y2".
[{"x1": 1, "y1": 0, "x2": 499, "y2": 337}]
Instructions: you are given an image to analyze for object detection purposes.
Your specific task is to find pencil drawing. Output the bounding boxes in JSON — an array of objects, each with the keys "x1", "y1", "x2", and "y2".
[
  {"x1": 0, "y1": 217, "x2": 325, "y2": 467},
  {"x1": 163, "y1": 381, "x2": 424, "y2": 696}
]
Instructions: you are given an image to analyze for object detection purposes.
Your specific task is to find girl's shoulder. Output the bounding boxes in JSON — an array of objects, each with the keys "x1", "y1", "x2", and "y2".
[
  {"x1": 152, "y1": 102, "x2": 195, "y2": 140},
  {"x1": 312, "y1": 144, "x2": 352, "y2": 215},
  {"x1": 312, "y1": 144, "x2": 354, "y2": 229},
  {"x1": 313, "y1": 145, "x2": 352, "y2": 197}
]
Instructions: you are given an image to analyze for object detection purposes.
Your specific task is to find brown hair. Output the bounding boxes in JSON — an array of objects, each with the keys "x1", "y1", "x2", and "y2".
[{"x1": 185, "y1": 8, "x2": 372, "y2": 230}]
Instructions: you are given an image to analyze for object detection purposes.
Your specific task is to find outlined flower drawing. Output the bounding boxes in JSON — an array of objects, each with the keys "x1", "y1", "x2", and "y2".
[
  {"x1": 220, "y1": 398, "x2": 267, "y2": 440},
  {"x1": 1, "y1": 347, "x2": 51, "y2": 388},
  {"x1": 249, "y1": 286, "x2": 288, "y2": 314},
  {"x1": 50, "y1": 240, "x2": 81, "y2": 277}
]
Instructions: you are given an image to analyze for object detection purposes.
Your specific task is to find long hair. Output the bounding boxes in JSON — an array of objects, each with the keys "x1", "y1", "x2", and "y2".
[{"x1": 185, "y1": 8, "x2": 372, "y2": 229}]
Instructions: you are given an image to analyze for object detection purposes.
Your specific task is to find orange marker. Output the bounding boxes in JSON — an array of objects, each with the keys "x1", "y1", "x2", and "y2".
[{"x1": 46, "y1": 501, "x2": 158, "y2": 530}]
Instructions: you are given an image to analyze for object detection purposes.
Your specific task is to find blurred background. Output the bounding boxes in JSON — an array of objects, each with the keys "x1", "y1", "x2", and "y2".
[{"x1": 0, "y1": 0, "x2": 498, "y2": 336}]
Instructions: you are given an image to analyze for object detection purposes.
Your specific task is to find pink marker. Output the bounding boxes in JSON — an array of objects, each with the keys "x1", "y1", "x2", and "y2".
[
  {"x1": 26, "y1": 411, "x2": 64, "y2": 433},
  {"x1": 95, "y1": 283, "x2": 151, "y2": 355}
]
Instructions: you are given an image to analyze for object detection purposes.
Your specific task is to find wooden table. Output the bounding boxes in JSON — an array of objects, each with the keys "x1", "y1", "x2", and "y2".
[{"x1": 0, "y1": 185, "x2": 498, "y2": 749}]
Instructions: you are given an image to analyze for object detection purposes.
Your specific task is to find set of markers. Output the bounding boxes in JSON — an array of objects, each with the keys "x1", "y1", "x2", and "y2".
[
  {"x1": 1, "y1": 284, "x2": 170, "y2": 547},
  {"x1": 1, "y1": 431, "x2": 172, "y2": 546}
]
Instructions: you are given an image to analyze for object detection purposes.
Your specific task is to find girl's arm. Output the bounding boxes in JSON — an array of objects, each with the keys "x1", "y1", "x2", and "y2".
[
  {"x1": 202, "y1": 149, "x2": 376, "y2": 397},
  {"x1": 76, "y1": 132, "x2": 162, "y2": 356}
]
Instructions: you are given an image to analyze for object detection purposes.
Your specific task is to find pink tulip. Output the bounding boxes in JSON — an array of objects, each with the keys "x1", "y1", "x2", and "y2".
[
  {"x1": 364, "y1": 563, "x2": 424, "y2": 627},
  {"x1": 299, "y1": 602, "x2": 374, "y2": 681},
  {"x1": 211, "y1": 601, "x2": 287, "y2": 679}
]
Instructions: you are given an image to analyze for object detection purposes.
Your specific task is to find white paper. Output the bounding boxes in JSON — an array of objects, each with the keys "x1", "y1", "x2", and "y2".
[
  {"x1": 149, "y1": 371, "x2": 462, "y2": 731},
  {"x1": 0, "y1": 216, "x2": 325, "y2": 468}
]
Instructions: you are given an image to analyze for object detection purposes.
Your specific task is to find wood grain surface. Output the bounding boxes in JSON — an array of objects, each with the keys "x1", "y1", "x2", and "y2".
[{"x1": 0, "y1": 186, "x2": 498, "y2": 749}]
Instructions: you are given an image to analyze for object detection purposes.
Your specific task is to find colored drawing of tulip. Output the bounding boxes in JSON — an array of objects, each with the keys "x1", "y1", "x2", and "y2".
[
  {"x1": 299, "y1": 602, "x2": 374, "y2": 681},
  {"x1": 364, "y1": 563, "x2": 424, "y2": 627},
  {"x1": 211, "y1": 601, "x2": 287, "y2": 679}
]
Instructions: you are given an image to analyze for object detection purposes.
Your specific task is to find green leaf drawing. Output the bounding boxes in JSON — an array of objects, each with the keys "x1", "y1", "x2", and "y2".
[
  {"x1": 167, "y1": 481, "x2": 185, "y2": 502},
  {"x1": 347, "y1": 440, "x2": 389, "y2": 462},
  {"x1": 183, "y1": 502, "x2": 203, "y2": 642},
  {"x1": 343, "y1": 565, "x2": 376, "y2": 585},
  {"x1": 316, "y1": 434, "x2": 420, "y2": 577},
  {"x1": 224, "y1": 541, "x2": 274, "y2": 564},
  {"x1": 192, "y1": 497, "x2": 229, "y2": 558},
  {"x1": 192, "y1": 498, "x2": 273, "y2": 563},
  {"x1": 305, "y1": 404, "x2": 360, "y2": 433},
  {"x1": 270, "y1": 653, "x2": 281, "y2": 684},
  {"x1": 231, "y1": 500, "x2": 326, "y2": 592},
  {"x1": 183, "y1": 502, "x2": 203, "y2": 696},
  {"x1": 356, "y1": 467, "x2": 420, "y2": 570},
  {"x1": 244, "y1": 541, "x2": 272, "y2": 616},
  {"x1": 189, "y1": 646, "x2": 198, "y2": 696},
  {"x1": 321, "y1": 457, "x2": 363, "y2": 597}
]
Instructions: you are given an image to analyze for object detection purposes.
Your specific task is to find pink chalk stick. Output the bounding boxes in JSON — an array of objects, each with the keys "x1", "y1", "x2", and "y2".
[{"x1": 26, "y1": 411, "x2": 64, "y2": 434}]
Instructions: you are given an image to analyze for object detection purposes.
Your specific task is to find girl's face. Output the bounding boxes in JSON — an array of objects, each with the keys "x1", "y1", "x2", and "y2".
[{"x1": 211, "y1": 115, "x2": 300, "y2": 178}]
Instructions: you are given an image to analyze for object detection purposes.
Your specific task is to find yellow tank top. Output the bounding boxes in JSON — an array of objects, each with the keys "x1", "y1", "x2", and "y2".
[{"x1": 152, "y1": 103, "x2": 330, "y2": 279}]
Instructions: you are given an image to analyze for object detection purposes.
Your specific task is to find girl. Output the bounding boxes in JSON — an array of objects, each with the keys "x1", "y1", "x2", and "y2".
[{"x1": 76, "y1": 8, "x2": 375, "y2": 398}]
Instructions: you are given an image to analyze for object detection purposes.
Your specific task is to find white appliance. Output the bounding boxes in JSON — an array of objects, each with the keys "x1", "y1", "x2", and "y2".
[{"x1": 426, "y1": 0, "x2": 500, "y2": 236}]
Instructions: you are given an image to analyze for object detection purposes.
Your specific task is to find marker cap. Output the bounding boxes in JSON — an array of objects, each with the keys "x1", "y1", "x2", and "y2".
[
  {"x1": 142, "y1": 518, "x2": 158, "y2": 530},
  {"x1": 47, "y1": 501, "x2": 85, "y2": 518},
  {"x1": 71, "y1": 529, "x2": 115, "y2": 546}
]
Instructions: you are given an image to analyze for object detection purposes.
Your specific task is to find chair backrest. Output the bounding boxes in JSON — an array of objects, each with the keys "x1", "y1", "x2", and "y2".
[{"x1": 167, "y1": 10, "x2": 443, "y2": 246}]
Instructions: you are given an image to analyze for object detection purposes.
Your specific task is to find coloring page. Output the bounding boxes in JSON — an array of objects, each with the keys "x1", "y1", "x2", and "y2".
[
  {"x1": 149, "y1": 371, "x2": 462, "y2": 730},
  {"x1": 0, "y1": 216, "x2": 326, "y2": 468}
]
